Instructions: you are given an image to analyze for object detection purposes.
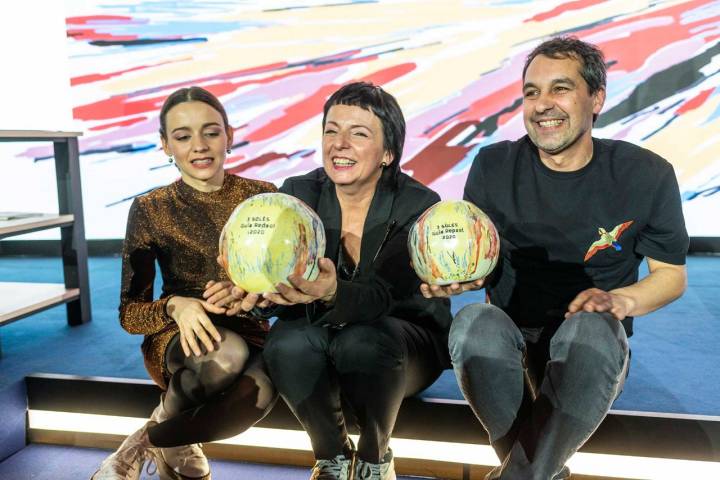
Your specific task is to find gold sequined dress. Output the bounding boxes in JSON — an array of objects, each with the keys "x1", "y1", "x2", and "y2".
[{"x1": 119, "y1": 174, "x2": 277, "y2": 389}]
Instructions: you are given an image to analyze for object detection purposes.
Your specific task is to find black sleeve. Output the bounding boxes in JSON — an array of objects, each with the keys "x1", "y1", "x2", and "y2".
[
  {"x1": 278, "y1": 178, "x2": 294, "y2": 196},
  {"x1": 317, "y1": 223, "x2": 410, "y2": 325},
  {"x1": 635, "y1": 165, "x2": 689, "y2": 265},
  {"x1": 463, "y1": 149, "x2": 489, "y2": 209},
  {"x1": 315, "y1": 193, "x2": 442, "y2": 326}
]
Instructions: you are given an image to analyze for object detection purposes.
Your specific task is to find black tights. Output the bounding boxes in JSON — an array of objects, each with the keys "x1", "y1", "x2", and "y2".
[
  {"x1": 263, "y1": 317, "x2": 446, "y2": 463},
  {"x1": 147, "y1": 326, "x2": 276, "y2": 447}
]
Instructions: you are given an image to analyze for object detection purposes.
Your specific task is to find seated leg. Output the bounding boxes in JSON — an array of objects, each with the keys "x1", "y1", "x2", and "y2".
[
  {"x1": 332, "y1": 317, "x2": 445, "y2": 471},
  {"x1": 500, "y1": 312, "x2": 629, "y2": 480},
  {"x1": 448, "y1": 303, "x2": 527, "y2": 461},
  {"x1": 263, "y1": 319, "x2": 353, "y2": 461}
]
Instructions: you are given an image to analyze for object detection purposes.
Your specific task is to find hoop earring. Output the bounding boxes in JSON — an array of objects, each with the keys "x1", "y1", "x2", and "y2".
[{"x1": 168, "y1": 155, "x2": 175, "y2": 164}]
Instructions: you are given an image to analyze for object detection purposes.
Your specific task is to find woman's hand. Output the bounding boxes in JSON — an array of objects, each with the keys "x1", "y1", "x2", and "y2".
[
  {"x1": 166, "y1": 296, "x2": 224, "y2": 357},
  {"x1": 205, "y1": 280, "x2": 273, "y2": 315},
  {"x1": 207, "y1": 256, "x2": 273, "y2": 315},
  {"x1": 203, "y1": 280, "x2": 236, "y2": 308},
  {"x1": 263, "y1": 258, "x2": 337, "y2": 306}
]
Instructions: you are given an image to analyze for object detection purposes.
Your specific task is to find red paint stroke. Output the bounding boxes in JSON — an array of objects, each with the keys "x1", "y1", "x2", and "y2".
[
  {"x1": 526, "y1": 0, "x2": 606, "y2": 23},
  {"x1": 403, "y1": 121, "x2": 475, "y2": 186},
  {"x1": 72, "y1": 59, "x2": 184, "y2": 86},
  {"x1": 496, "y1": 102, "x2": 522, "y2": 127},
  {"x1": 67, "y1": 28, "x2": 139, "y2": 42},
  {"x1": 252, "y1": 0, "x2": 715, "y2": 145},
  {"x1": 66, "y1": 15, "x2": 133, "y2": 25},
  {"x1": 226, "y1": 152, "x2": 287, "y2": 175},
  {"x1": 676, "y1": 88, "x2": 714, "y2": 116},
  {"x1": 245, "y1": 85, "x2": 337, "y2": 142},
  {"x1": 74, "y1": 94, "x2": 161, "y2": 121},
  {"x1": 362, "y1": 62, "x2": 415, "y2": 85},
  {"x1": 581, "y1": 0, "x2": 716, "y2": 73},
  {"x1": 245, "y1": 63, "x2": 415, "y2": 142},
  {"x1": 73, "y1": 65, "x2": 157, "y2": 86},
  {"x1": 89, "y1": 116, "x2": 147, "y2": 131},
  {"x1": 72, "y1": 55, "x2": 384, "y2": 122},
  {"x1": 149, "y1": 53, "x2": 361, "y2": 95},
  {"x1": 455, "y1": 82, "x2": 521, "y2": 129},
  {"x1": 425, "y1": 81, "x2": 521, "y2": 137}
]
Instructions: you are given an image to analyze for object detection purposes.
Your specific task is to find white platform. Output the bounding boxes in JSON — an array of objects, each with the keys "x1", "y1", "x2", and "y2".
[{"x1": 0, "y1": 282, "x2": 79, "y2": 325}]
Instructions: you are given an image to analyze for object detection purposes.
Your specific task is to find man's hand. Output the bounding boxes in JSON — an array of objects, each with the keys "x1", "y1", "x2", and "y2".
[
  {"x1": 565, "y1": 288, "x2": 635, "y2": 321},
  {"x1": 419, "y1": 278, "x2": 485, "y2": 299},
  {"x1": 263, "y1": 258, "x2": 337, "y2": 306}
]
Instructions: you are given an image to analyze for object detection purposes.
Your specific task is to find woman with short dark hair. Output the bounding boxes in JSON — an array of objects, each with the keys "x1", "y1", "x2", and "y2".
[{"x1": 222, "y1": 81, "x2": 452, "y2": 480}]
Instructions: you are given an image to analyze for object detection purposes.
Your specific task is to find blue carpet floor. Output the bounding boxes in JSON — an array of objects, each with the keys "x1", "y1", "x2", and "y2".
[
  {"x1": 1, "y1": 255, "x2": 719, "y2": 471},
  {"x1": 1, "y1": 255, "x2": 718, "y2": 414},
  {"x1": 0, "y1": 444, "x2": 426, "y2": 480}
]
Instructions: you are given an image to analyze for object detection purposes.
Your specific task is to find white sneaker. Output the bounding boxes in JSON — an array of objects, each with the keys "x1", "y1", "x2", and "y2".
[
  {"x1": 353, "y1": 449, "x2": 396, "y2": 480},
  {"x1": 91, "y1": 422, "x2": 153, "y2": 480},
  {"x1": 310, "y1": 454, "x2": 352, "y2": 480},
  {"x1": 148, "y1": 397, "x2": 211, "y2": 479}
]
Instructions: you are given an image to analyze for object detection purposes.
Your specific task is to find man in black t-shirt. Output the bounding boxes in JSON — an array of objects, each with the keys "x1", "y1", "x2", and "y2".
[{"x1": 421, "y1": 37, "x2": 688, "y2": 480}]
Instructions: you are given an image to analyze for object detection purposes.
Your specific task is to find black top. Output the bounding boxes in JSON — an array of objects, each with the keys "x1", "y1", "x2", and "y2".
[
  {"x1": 464, "y1": 136, "x2": 689, "y2": 334},
  {"x1": 277, "y1": 168, "x2": 452, "y2": 334}
]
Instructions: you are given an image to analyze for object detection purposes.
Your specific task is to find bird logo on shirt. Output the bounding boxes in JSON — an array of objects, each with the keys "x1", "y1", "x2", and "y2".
[{"x1": 584, "y1": 221, "x2": 634, "y2": 262}]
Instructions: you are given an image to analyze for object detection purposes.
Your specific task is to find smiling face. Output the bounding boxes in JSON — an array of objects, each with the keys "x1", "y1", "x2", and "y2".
[
  {"x1": 322, "y1": 104, "x2": 392, "y2": 194},
  {"x1": 161, "y1": 101, "x2": 233, "y2": 191},
  {"x1": 522, "y1": 54, "x2": 605, "y2": 166}
]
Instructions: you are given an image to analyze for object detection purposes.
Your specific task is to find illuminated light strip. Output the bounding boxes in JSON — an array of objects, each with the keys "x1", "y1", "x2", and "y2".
[{"x1": 28, "y1": 410, "x2": 720, "y2": 480}]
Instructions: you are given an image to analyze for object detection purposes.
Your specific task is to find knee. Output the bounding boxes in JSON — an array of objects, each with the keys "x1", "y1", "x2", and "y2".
[
  {"x1": 245, "y1": 367, "x2": 277, "y2": 411},
  {"x1": 213, "y1": 328, "x2": 250, "y2": 374},
  {"x1": 559, "y1": 312, "x2": 627, "y2": 350},
  {"x1": 263, "y1": 324, "x2": 322, "y2": 374},
  {"x1": 449, "y1": 303, "x2": 520, "y2": 364},
  {"x1": 332, "y1": 324, "x2": 403, "y2": 373},
  {"x1": 197, "y1": 329, "x2": 249, "y2": 395},
  {"x1": 555, "y1": 312, "x2": 629, "y2": 367}
]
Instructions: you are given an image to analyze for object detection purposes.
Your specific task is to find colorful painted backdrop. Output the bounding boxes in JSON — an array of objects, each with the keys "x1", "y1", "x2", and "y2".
[{"x1": 11, "y1": 0, "x2": 720, "y2": 237}]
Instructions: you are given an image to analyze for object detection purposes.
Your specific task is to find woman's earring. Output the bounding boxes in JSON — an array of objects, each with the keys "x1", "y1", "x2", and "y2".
[
  {"x1": 168, "y1": 155, "x2": 175, "y2": 164},
  {"x1": 380, "y1": 161, "x2": 387, "y2": 168},
  {"x1": 226, "y1": 148, "x2": 232, "y2": 155}
]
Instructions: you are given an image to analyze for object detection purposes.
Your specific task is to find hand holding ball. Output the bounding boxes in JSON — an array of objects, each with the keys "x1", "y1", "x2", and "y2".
[
  {"x1": 219, "y1": 193, "x2": 325, "y2": 293},
  {"x1": 408, "y1": 200, "x2": 499, "y2": 285}
]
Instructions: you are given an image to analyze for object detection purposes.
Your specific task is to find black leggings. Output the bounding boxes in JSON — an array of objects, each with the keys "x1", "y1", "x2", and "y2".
[
  {"x1": 147, "y1": 326, "x2": 276, "y2": 447},
  {"x1": 263, "y1": 317, "x2": 446, "y2": 463}
]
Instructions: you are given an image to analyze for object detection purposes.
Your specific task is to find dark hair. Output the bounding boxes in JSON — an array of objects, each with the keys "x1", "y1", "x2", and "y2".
[
  {"x1": 322, "y1": 81, "x2": 406, "y2": 186},
  {"x1": 159, "y1": 86, "x2": 230, "y2": 139},
  {"x1": 523, "y1": 36, "x2": 607, "y2": 96}
]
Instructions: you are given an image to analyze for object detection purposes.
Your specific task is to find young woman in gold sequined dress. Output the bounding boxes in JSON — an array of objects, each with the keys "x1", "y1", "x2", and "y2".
[{"x1": 91, "y1": 87, "x2": 277, "y2": 480}]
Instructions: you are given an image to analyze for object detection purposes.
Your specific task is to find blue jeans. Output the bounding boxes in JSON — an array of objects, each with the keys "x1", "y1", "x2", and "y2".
[{"x1": 449, "y1": 304, "x2": 629, "y2": 480}]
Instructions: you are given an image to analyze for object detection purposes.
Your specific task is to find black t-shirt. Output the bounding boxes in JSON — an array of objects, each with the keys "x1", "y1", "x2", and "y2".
[{"x1": 464, "y1": 135, "x2": 689, "y2": 335}]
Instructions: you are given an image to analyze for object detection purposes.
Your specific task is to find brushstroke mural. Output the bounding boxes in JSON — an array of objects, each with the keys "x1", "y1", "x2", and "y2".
[{"x1": 5, "y1": 0, "x2": 720, "y2": 238}]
